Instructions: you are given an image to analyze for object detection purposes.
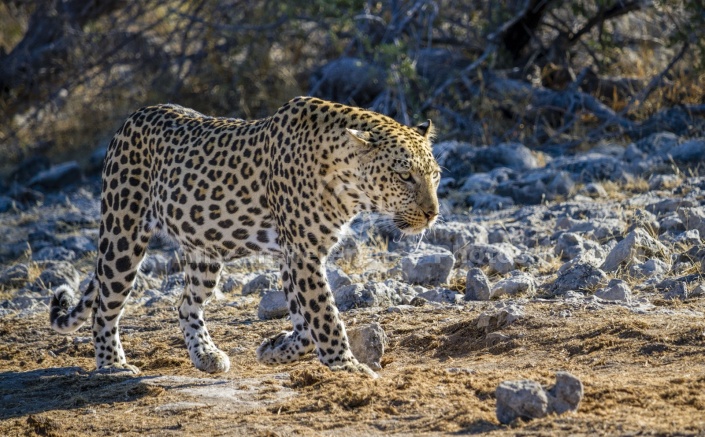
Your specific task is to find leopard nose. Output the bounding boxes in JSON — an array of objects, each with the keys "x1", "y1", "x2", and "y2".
[{"x1": 423, "y1": 210, "x2": 438, "y2": 221}]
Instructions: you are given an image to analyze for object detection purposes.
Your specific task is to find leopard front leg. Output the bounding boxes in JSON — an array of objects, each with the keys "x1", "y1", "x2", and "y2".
[
  {"x1": 259, "y1": 255, "x2": 377, "y2": 378},
  {"x1": 178, "y1": 260, "x2": 230, "y2": 373}
]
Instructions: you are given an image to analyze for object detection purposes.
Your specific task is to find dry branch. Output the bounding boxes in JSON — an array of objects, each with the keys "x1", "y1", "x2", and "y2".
[
  {"x1": 484, "y1": 72, "x2": 635, "y2": 130},
  {"x1": 419, "y1": 0, "x2": 538, "y2": 112},
  {"x1": 568, "y1": 0, "x2": 651, "y2": 44},
  {"x1": 622, "y1": 41, "x2": 690, "y2": 114}
]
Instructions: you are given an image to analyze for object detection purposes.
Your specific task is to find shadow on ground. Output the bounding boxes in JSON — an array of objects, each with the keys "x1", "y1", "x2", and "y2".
[{"x1": 0, "y1": 367, "x2": 156, "y2": 420}]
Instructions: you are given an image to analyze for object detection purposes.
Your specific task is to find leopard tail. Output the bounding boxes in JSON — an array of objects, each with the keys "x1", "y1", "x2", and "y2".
[{"x1": 50, "y1": 274, "x2": 99, "y2": 334}]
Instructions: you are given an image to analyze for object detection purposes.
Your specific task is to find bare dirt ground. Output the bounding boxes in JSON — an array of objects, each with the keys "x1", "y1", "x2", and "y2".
[{"x1": 1, "y1": 296, "x2": 704, "y2": 436}]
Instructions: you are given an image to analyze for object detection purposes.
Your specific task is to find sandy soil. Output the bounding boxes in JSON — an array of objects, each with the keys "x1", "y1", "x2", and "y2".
[{"x1": 1, "y1": 296, "x2": 704, "y2": 436}]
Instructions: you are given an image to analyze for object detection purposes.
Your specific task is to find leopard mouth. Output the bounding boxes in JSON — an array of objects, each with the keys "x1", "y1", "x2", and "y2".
[{"x1": 391, "y1": 213, "x2": 433, "y2": 235}]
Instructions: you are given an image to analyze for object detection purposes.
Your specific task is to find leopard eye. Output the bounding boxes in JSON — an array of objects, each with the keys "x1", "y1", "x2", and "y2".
[
  {"x1": 398, "y1": 172, "x2": 413, "y2": 182},
  {"x1": 433, "y1": 171, "x2": 441, "y2": 181}
]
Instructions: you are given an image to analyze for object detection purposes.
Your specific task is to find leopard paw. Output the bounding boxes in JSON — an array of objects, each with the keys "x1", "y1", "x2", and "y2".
[
  {"x1": 257, "y1": 331, "x2": 314, "y2": 364},
  {"x1": 191, "y1": 348, "x2": 231, "y2": 373},
  {"x1": 329, "y1": 359, "x2": 379, "y2": 379},
  {"x1": 93, "y1": 363, "x2": 140, "y2": 376}
]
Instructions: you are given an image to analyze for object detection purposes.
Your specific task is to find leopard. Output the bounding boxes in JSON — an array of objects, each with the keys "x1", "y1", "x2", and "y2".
[{"x1": 50, "y1": 96, "x2": 440, "y2": 377}]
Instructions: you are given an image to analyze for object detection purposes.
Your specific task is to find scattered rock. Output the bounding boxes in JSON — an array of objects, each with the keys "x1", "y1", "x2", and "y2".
[
  {"x1": 465, "y1": 268, "x2": 492, "y2": 301},
  {"x1": 257, "y1": 290, "x2": 288, "y2": 320},
  {"x1": 690, "y1": 283, "x2": 705, "y2": 297},
  {"x1": 311, "y1": 57, "x2": 385, "y2": 106},
  {"x1": 515, "y1": 252, "x2": 543, "y2": 269},
  {"x1": 0, "y1": 264, "x2": 30, "y2": 288},
  {"x1": 468, "y1": 193, "x2": 515, "y2": 211},
  {"x1": 547, "y1": 171, "x2": 575, "y2": 197},
  {"x1": 347, "y1": 322, "x2": 388, "y2": 370},
  {"x1": 436, "y1": 142, "x2": 537, "y2": 179},
  {"x1": 417, "y1": 288, "x2": 462, "y2": 304},
  {"x1": 546, "y1": 371, "x2": 584, "y2": 415},
  {"x1": 674, "y1": 229, "x2": 701, "y2": 246},
  {"x1": 659, "y1": 214, "x2": 685, "y2": 233},
  {"x1": 400, "y1": 248, "x2": 455, "y2": 286},
  {"x1": 554, "y1": 232, "x2": 604, "y2": 261},
  {"x1": 424, "y1": 222, "x2": 489, "y2": 255},
  {"x1": 601, "y1": 228, "x2": 668, "y2": 272},
  {"x1": 433, "y1": 141, "x2": 476, "y2": 181},
  {"x1": 495, "y1": 171, "x2": 553, "y2": 205},
  {"x1": 496, "y1": 372, "x2": 583, "y2": 424},
  {"x1": 488, "y1": 228, "x2": 511, "y2": 244},
  {"x1": 0, "y1": 241, "x2": 31, "y2": 263},
  {"x1": 595, "y1": 279, "x2": 632, "y2": 302},
  {"x1": 8, "y1": 185, "x2": 44, "y2": 205},
  {"x1": 409, "y1": 296, "x2": 427, "y2": 306},
  {"x1": 464, "y1": 243, "x2": 519, "y2": 272},
  {"x1": 27, "y1": 161, "x2": 82, "y2": 191},
  {"x1": 161, "y1": 273, "x2": 185, "y2": 296},
  {"x1": 667, "y1": 138, "x2": 705, "y2": 163},
  {"x1": 561, "y1": 216, "x2": 625, "y2": 241},
  {"x1": 32, "y1": 246, "x2": 76, "y2": 262},
  {"x1": 220, "y1": 273, "x2": 254, "y2": 294},
  {"x1": 678, "y1": 207, "x2": 705, "y2": 236},
  {"x1": 326, "y1": 266, "x2": 352, "y2": 291},
  {"x1": 475, "y1": 142, "x2": 539, "y2": 172},
  {"x1": 140, "y1": 254, "x2": 173, "y2": 277},
  {"x1": 547, "y1": 153, "x2": 631, "y2": 183},
  {"x1": 648, "y1": 174, "x2": 681, "y2": 191},
  {"x1": 61, "y1": 235, "x2": 97, "y2": 255},
  {"x1": 663, "y1": 281, "x2": 689, "y2": 300},
  {"x1": 460, "y1": 168, "x2": 513, "y2": 192},
  {"x1": 485, "y1": 332, "x2": 511, "y2": 347},
  {"x1": 488, "y1": 247, "x2": 516, "y2": 274},
  {"x1": 243, "y1": 272, "x2": 280, "y2": 296},
  {"x1": 384, "y1": 279, "x2": 422, "y2": 304},
  {"x1": 634, "y1": 132, "x2": 679, "y2": 155},
  {"x1": 579, "y1": 182, "x2": 608, "y2": 198},
  {"x1": 133, "y1": 273, "x2": 162, "y2": 295},
  {"x1": 141, "y1": 282, "x2": 180, "y2": 307},
  {"x1": 476, "y1": 305, "x2": 524, "y2": 332},
  {"x1": 647, "y1": 198, "x2": 697, "y2": 216},
  {"x1": 492, "y1": 271, "x2": 537, "y2": 297},
  {"x1": 627, "y1": 209, "x2": 660, "y2": 235},
  {"x1": 496, "y1": 379, "x2": 549, "y2": 424},
  {"x1": 623, "y1": 142, "x2": 646, "y2": 163},
  {"x1": 629, "y1": 258, "x2": 670, "y2": 280},
  {"x1": 36, "y1": 261, "x2": 80, "y2": 291},
  {"x1": 546, "y1": 261, "x2": 607, "y2": 295},
  {"x1": 333, "y1": 282, "x2": 402, "y2": 311}
]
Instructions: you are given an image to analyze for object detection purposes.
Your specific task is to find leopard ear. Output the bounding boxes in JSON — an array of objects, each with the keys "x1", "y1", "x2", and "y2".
[
  {"x1": 345, "y1": 128, "x2": 371, "y2": 146},
  {"x1": 414, "y1": 120, "x2": 435, "y2": 140}
]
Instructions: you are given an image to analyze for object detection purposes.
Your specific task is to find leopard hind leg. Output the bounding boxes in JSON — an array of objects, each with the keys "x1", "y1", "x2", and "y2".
[
  {"x1": 178, "y1": 258, "x2": 230, "y2": 373},
  {"x1": 90, "y1": 220, "x2": 152, "y2": 375}
]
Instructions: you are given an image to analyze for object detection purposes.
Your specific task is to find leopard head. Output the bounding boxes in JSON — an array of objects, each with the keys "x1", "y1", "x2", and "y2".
[{"x1": 347, "y1": 119, "x2": 441, "y2": 234}]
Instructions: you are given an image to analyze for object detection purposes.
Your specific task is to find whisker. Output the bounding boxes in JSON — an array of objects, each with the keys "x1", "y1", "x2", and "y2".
[{"x1": 415, "y1": 231, "x2": 425, "y2": 251}]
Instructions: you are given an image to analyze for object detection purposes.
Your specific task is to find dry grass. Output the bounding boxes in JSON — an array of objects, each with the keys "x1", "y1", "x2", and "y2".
[
  {"x1": 332, "y1": 232, "x2": 392, "y2": 277},
  {"x1": 1, "y1": 300, "x2": 704, "y2": 435},
  {"x1": 600, "y1": 177, "x2": 650, "y2": 200}
]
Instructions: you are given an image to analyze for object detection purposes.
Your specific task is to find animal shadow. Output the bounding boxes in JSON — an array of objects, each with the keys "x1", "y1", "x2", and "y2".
[{"x1": 0, "y1": 366, "x2": 154, "y2": 420}]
